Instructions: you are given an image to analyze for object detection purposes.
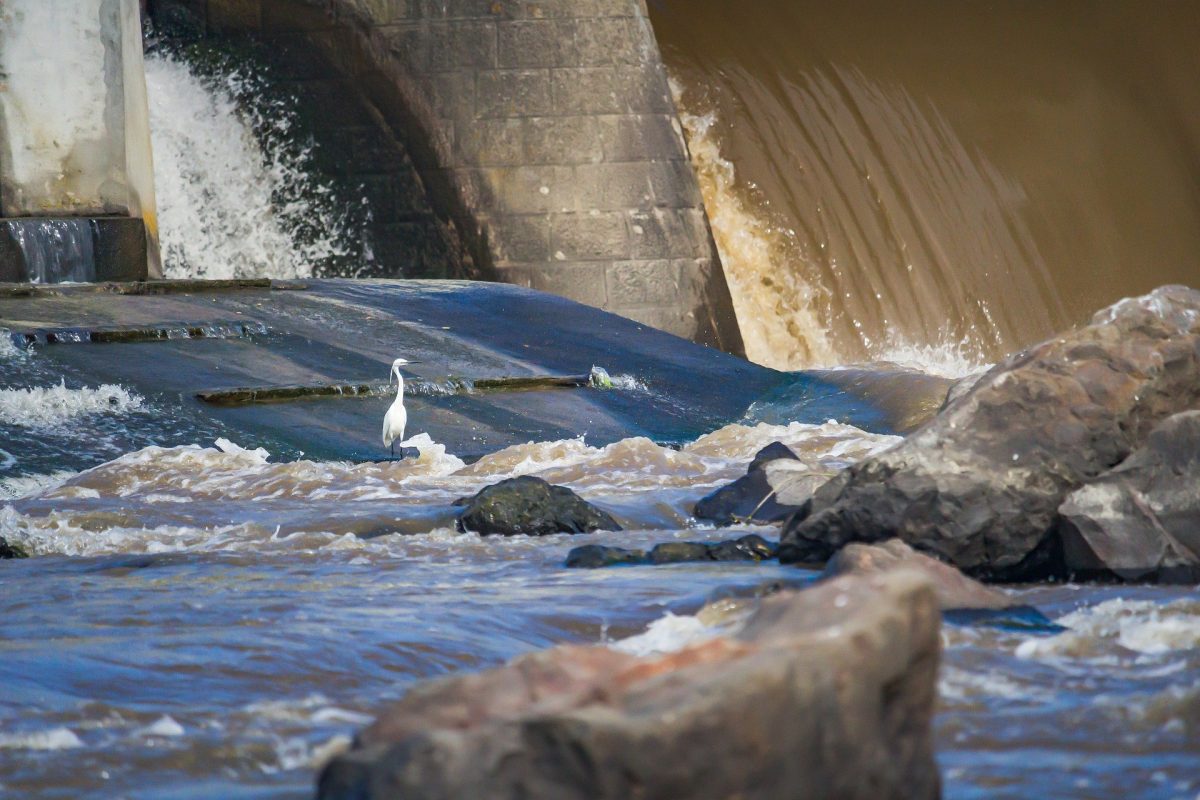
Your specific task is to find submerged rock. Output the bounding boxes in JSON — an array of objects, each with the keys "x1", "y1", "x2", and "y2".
[
  {"x1": 694, "y1": 442, "x2": 832, "y2": 525},
  {"x1": 822, "y1": 539, "x2": 1016, "y2": 611},
  {"x1": 565, "y1": 535, "x2": 778, "y2": 568},
  {"x1": 564, "y1": 544, "x2": 646, "y2": 568},
  {"x1": 781, "y1": 286, "x2": 1200, "y2": 580},
  {"x1": 0, "y1": 537, "x2": 28, "y2": 559},
  {"x1": 1057, "y1": 410, "x2": 1200, "y2": 582},
  {"x1": 456, "y1": 476, "x2": 621, "y2": 536},
  {"x1": 316, "y1": 571, "x2": 942, "y2": 800}
]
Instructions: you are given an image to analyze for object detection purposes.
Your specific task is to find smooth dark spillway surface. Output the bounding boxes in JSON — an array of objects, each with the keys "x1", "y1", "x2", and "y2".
[{"x1": 2, "y1": 280, "x2": 814, "y2": 469}]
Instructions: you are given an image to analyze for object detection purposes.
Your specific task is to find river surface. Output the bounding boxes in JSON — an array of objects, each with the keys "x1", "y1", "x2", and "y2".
[
  {"x1": 2, "y1": 367, "x2": 1198, "y2": 799},
  {"x1": 4, "y1": 4, "x2": 1200, "y2": 798}
]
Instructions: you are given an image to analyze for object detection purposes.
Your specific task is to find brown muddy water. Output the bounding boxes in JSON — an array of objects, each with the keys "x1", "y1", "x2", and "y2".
[
  {"x1": 653, "y1": 0, "x2": 1200, "y2": 370},
  {"x1": 3, "y1": 4, "x2": 1200, "y2": 798}
]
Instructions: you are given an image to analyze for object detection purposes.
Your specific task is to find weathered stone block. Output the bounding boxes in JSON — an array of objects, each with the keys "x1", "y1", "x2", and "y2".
[
  {"x1": 627, "y1": 208, "x2": 709, "y2": 259},
  {"x1": 551, "y1": 68, "x2": 625, "y2": 115},
  {"x1": 529, "y1": 262, "x2": 608, "y2": 305},
  {"x1": 575, "y1": 17, "x2": 644, "y2": 66},
  {"x1": 488, "y1": 214, "x2": 550, "y2": 264},
  {"x1": 606, "y1": 259, "x2": 679, "y2": 305},
  {"x1": 497, "y1": 19, "x2": 576, "y2": 68},
  {"x1": 550, "y1": 211, "x2": 629, "y2": 261},
  {"x1": 476, "y1": 69, "x2": 554, "y2": 118},
  {"x1": 524, "y1": 116, "x2": 606, "y2": 165},
  {"x1": 381, "y1": 22, "x2": 429, "y2": 68},
  {"x1": 495, "y1": 165, "x2": 576, "y2": 213},
  {"x1": 456, "y1": 118, "x2": 525, "y2": 166},
  {"x1": 426, "y1": 20, "x2": 497, "y2": 71},
  {"x1": 425, "y1": 70, "x2": 478, "y2": 121},
  {"x1": 599, "y1": 114, "x2": 685, "y2": 161}
]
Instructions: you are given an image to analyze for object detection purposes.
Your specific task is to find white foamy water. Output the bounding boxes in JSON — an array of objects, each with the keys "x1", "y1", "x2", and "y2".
[
  {"x1": 3, "y1": 421, "x2": 897, "y2": 558},
  {"x1": 865, "y1": 340, "x2": 990, "y2": 380},
  {"x1": 670, "y1": 77, "x2": 1026, "y2": 376},
  {"x1": 611, "y1": 611, "x2": 718, "y2": 657},
  {"x1": 1016, "y1": 598, "x2": 1200, "y2": 660},
  {"x1": 0, "y1": 471, "x2": 73, "y2": 501},
  {"x1": 0, "y1": 333, "x2": 22, "y2": 360},
  {"x1": 0, "y1": 728, "x2": 84, "y2": 751},
  {"x1": 145, "y1": 55, "x2": 353, "y2": 280},
  {"x1": 672, "y1": 86, "x2": 836, "y2": 370},
  {"x1": 0, "y1": 382, "x2": 143, "y2": 428}
]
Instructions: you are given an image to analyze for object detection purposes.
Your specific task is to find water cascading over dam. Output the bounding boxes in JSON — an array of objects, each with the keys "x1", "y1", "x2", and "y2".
[{"x1": 650, "y1": 0, "x2": 1200, "y2": 371}]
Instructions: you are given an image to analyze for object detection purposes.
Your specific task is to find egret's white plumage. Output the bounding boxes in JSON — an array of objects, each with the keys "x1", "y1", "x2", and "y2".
[{"x1": 382, "y1": 357, "x2": 410, "y2": 458}]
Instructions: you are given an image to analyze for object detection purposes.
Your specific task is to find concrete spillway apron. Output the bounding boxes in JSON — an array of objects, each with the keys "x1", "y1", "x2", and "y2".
[{"x1": 0, "y1": 279, "x2": 904, "y2": 470}]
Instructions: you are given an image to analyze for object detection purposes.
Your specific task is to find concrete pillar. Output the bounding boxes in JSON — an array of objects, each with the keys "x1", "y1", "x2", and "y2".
[{"x1": 0, "y1": 0, "x2": 160, "y2": 279}]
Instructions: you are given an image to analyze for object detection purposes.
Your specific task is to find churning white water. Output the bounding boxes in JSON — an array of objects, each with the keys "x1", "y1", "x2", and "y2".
[{"x1": 145, "y1": 55, "x2": 353, "y2": 280}]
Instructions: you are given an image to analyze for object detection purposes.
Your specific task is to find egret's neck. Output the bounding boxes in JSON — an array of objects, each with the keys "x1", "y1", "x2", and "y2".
[{"x1": 393, "y1": 368, "x2": 404, "y2": 398}]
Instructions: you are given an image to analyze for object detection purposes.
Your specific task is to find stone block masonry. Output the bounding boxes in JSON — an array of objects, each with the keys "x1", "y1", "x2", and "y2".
[{"x1": 148, "y1": 0, "x2": 745, "y2": 354}]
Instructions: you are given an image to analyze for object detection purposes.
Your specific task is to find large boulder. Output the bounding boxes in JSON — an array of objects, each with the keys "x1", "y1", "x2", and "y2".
[
  {"x1": 822, "y1": 540, "x2": 1016, "y2": 611},
  {"x1": 781, "y1": 286, "x2": 1200, "y2": 580},
  {"x1": 456, "y1": 476, "x2": 621, "y2": 536},
  {"x1": 1057, "y1": 410, "x2": 1200, "y2": 582},
  {"x1": 694, "y1": 443, "x2": 833, "y2": 525},
  {"x1": 317, "y1": 571, "x2": 942, "y2": 800}
]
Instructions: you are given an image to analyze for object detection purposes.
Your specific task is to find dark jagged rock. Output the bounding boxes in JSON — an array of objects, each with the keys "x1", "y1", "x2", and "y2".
[
  {"x1": 782, "y1": 286, "x2": 1200, "y2": 580},
  {"x1": 564, "y1": 544, "x2": 645, "y2": 568},
  {"x1": 566, "y1": 535, "x2": 779, "y2": 568},
  {"x1": 648, "y1": 541, "x2": 712, "y2": 563},
  {"x1": 707, "y1": 534, "x2": 778, "y2": 561},
  {"x1": 317, "y1": 571, "x2": 942, "y2": 800},
  {"x1": 0, "y1": 537, "x2": 29, "y2": 559},
  {"x1": 822, "y1": 539, "x2": 1017, "y2": 611},
  {"x1": 694, "y1": 442, "x2": 832, "y2": 526},
  {"x1": 456, "y1": 476, "x2": 621, "y2": 536},
  {"x1": 1057, "y1": 410, "x2": 1200, "y2": 582},
  {"x1": 746, "y1": 441, "x2": 799, "y2": 472}
]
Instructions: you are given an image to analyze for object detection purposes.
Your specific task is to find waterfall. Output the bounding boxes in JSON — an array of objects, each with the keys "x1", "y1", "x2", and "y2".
[{"x1": 144, "y1": 54, "x2": 361, "y2": 280}]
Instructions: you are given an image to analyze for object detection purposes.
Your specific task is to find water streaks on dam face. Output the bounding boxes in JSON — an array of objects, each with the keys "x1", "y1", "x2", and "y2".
[{"x1": 652, "y1": 0, "x2": 1200, "y2": 370}]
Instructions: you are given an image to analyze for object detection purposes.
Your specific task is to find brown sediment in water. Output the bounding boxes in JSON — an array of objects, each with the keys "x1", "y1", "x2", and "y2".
[{"x1": 651, "y1": 0, "x2": 1200, "y2": 368}]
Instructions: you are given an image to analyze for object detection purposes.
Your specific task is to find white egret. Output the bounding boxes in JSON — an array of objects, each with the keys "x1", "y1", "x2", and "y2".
[{"x1": 382, "y1": 357, "x2": 416, "y2": 458}]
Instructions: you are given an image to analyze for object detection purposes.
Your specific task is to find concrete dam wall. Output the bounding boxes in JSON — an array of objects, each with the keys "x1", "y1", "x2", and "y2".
[{"x1": 146, "y1": 0, "x2": 745, "y2": 354}]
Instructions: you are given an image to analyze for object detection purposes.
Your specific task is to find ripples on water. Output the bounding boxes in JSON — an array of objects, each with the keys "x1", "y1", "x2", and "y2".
[{"x1": 2, "y1": 374, "x2": 1197, "y2": 799}]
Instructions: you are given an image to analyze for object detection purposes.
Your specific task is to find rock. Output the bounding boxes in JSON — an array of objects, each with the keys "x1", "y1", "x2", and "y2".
[
  {"x1": 1057, "y1": 410, "x2": 1200, "y2": 582},
  {"x1": 746, "y1": 441, "x2": 799, "y2": 472},
  {"x1": 316, "y1": 571, "x2": 942, "y2": 800},
  {"x1": 822, "y1": 539, "x2": 1017, "y2": 610},
  {"x1": 694, "y1": 442, "x2": 833, "y2": 525},
  {"x1": 566, "y1": 535, "x2": 779, "y2": 568},
  {"x1": 456, "y1": 476, "x2": 621, "y2": 536},
  {"x1": 707, "y1": 533, "x2": 778, "y2": 561},
  {"x1": 781, "y1": 286, "x2": 1200, "y2": 580},
  {"x1": 564, "y1": 544, "x2": 645, "y2": 568},
  {"x1": 0, "y1": 537, "x2": 28, "y2": 559},
  {"x1": 648, "y1": 541, "x2": 713, "y2": 564}
]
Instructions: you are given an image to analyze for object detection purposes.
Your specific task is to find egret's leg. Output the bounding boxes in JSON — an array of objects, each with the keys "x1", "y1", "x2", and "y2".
[{"x1": 390, "y1": 441, "x2": 395, "y2": 459}]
